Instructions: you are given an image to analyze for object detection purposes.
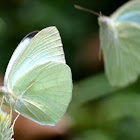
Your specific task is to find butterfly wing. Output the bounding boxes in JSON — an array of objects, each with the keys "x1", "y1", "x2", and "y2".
[
  {"x1": 4, "y1": 27, "x2": 65, "y2": 92},
  {"x1": 99, "y1": 19, "x2": 140, "y2": 86},
  {"x1": 9, "y1": 61, "x2": 72, "y2": 125},
  {"x1": 99, "y1": 0, "x2": 140, "y2": 86},
  {"x1": 4, "y1": 27, "x2": 72, "y2": 125},
  {"x1": 4, "y1": 31, "x2": 38, "y2": 88},
  {"x1": 111, "y1": 0, "x2": 140, "y2": 24}
]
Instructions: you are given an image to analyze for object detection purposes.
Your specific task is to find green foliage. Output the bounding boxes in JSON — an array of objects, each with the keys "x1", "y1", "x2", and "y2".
[
  {"x1": 72, "y1": 73, "x2": 119, "y2": 106},
  {"x1": 70, "y1": 73, "x2": 140, "y2": 139}
]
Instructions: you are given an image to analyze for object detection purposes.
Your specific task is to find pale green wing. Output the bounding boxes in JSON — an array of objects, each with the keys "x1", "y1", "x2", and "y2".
[
  {"x1": 4, "y1": 31, "x2": 38, "y2": 88},
  {"x1": 111, "y1": 0, "x2": 140, "y2": 24},
  {"x1": 98, "y1": 0, "x2": 140, "y2": 86},
  {"x1": 99, "y1": 18, "x2": 140, "y2": 86},
  {"x1": 4, "y1": 27, "x2": 65, "y2": 93},
  {"x1": 8, "y1": 61, "x2": 72, "y2": 125}
]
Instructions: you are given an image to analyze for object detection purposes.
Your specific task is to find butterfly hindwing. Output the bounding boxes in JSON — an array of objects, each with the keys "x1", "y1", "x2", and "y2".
[{"x1": 9, "y1": 61, "x2": 72, "y2": 125}]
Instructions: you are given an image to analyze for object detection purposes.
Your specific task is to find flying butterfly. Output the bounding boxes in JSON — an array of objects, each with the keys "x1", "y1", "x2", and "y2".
[{"x1": 75, "y1": 0, "x2": 140, "y2": 87}]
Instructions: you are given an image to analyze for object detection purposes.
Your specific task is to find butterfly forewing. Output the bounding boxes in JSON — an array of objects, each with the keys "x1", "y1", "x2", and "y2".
[
  {"x1": 111, "y1": 0, "x2": 140, "y2": 24},
  {"x1": 5, "y1": 27, "x2": 65, "y2": 92},
  {"x1": 4, "y1": 31, "x2": 38, "y2": 88}
]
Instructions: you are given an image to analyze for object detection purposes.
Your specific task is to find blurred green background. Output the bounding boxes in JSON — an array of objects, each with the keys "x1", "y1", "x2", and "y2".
[{"x1": 1, "y1": 0, "x2": 140, "y2": 140}]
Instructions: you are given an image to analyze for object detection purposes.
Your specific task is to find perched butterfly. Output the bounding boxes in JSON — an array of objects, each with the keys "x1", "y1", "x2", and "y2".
[
  {"x1": 76, "y1": 0, "x2": 140, "y2": 87},
  {"x1": 0, "y1": 26, "x2": 72, "y2": 126}
]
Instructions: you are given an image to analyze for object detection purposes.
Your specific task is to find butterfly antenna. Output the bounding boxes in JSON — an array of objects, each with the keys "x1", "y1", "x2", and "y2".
[{"x1": 74, "y1": 5, "x2": 100, "y2": 17}]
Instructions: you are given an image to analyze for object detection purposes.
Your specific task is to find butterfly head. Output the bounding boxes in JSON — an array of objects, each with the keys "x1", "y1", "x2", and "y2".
[{"x1": 98, "y1": 16, "x2": 114, "y2": 29}]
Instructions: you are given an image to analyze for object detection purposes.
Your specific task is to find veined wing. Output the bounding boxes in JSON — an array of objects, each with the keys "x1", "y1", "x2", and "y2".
[
  {"x1": 100, "y1": 21, "x2": 140, "y2": 86},
  {"x1": 8, "y1": 61, "x2": 72, "y2": 125},
  {"x1": 4, "y1": 31, "x2": 38, "y2": 88},
  {"x1": 4, "y1": 27, "x2": 65, "y2": 92}
]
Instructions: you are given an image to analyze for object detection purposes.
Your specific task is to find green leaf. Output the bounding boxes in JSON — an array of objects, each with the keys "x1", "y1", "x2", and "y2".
[
  {"x1": 72, "y1": 73, "x2": 119, "y2": 106},
  {"x1": 75, "y1": 129, "x2": 113, "y2": 140}
]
